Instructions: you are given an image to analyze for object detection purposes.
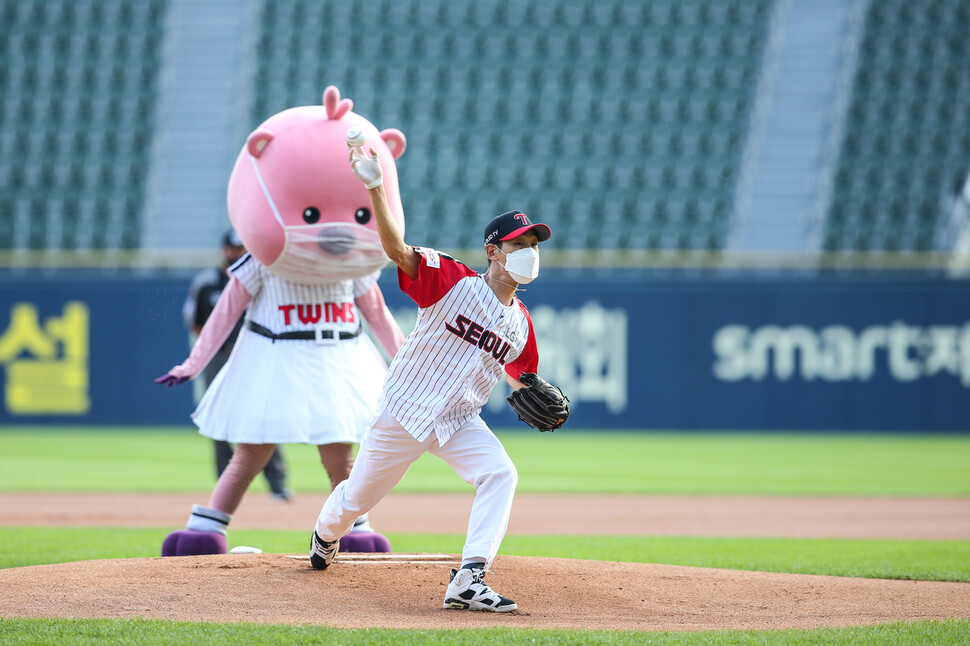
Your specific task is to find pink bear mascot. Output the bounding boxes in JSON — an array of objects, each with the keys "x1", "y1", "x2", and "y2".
[{"x1": 157, "y1": 86, "x2": 406, "y2": 556}]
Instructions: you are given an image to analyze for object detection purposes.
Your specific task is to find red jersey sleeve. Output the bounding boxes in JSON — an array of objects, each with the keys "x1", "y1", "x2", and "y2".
[
  {"x1": 505, "y1": 301, "x2": 539, "y2": 378},
  {"x1": 399, "y1": 247, "x2": 478, "y2": 308}
]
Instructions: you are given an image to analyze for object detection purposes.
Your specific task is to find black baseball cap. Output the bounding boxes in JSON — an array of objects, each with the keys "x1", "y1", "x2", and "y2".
[
  {"x1": 483, "y1": 211, "x2": 551, "y2": 246},
  {"x1": 222, "y1": 229, "x2": 243, "y2": 248}
]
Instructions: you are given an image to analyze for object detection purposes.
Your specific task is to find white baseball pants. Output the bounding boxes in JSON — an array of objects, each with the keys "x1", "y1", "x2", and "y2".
[{"x1": 315, "y1": 409, "x2": 518, "y2": 569}]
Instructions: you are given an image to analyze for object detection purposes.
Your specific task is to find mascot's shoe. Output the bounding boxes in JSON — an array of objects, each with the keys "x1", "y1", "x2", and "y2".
[
  {"x1": 338, "y1": 530, "x2": 391, "y2": 553},
  {"x1": 161, "y1": 529, "x2": 228, "y2": 557},
  {"x1": 309, "y1": 531, "x2": 339, "y2": 570},
  {"x1": 337, "y1": 514, "x2": 391, "y2": 553},
  {"x1": 443, "y1": 567, "x2": 517, "y2": 612},
  {"x1": 162, "y1": 505, "x2": 232, "y2": 556}
]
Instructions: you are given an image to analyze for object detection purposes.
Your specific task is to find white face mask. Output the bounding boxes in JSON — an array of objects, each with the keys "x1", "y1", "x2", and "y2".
[
  {"x1": 249, "y1": 156, "x2": 388, "y2": 284},
  {"x1": 498, "y1": 246, "x2": 540, "y2": 284},
  {"x1": 268, "y1": 223, "x2": 389, "y2": 284}
]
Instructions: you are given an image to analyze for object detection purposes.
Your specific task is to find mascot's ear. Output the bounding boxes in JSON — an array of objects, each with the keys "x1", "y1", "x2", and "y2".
[
  {"x1": 324, "y1": 85, "x2": 353, "y2": 120},
  {"x1": 381, "y1": 129, "x2": 407, "y2": 159},
  {"x1": 247, "y1": 130, "x2": 274, "y2": 158}
]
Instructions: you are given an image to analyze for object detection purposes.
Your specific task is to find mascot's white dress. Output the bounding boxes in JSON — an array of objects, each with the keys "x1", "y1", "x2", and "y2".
[{"x1": 192, "y1": 258, "x2": 389, "y2": 445}]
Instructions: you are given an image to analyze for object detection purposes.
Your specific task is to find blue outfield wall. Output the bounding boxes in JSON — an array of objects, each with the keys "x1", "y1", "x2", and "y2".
[{"x1": 0, "y1": 272, "x2": 967, "y2": 431}]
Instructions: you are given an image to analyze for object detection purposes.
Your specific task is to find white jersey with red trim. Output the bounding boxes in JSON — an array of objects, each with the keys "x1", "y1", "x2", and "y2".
[
  {"x1": 380, "y1": 247, "x2": 539, "y2": 445},
  {"x1": 230, "y1": 253, "x2": 377, "y2": 338}
]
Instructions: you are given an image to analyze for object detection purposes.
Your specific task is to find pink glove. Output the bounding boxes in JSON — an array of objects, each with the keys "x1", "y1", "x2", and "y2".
[{"x1": 155, "y1": 276, "x2": 252, "y2": 387}]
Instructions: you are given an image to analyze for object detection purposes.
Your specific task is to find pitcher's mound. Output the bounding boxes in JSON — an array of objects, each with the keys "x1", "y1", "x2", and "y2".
[{"x1": 1, "y1": 553, "x2": 968, "y2": 631}]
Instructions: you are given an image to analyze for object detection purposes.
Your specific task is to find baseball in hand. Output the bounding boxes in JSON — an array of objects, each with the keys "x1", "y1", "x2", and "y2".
[
  {"x1": 346, "y1": 128, "x2": 366, "y2": 149},
  {"x1": 347, "y1": 127, "x2": 383, "y2": 188}
]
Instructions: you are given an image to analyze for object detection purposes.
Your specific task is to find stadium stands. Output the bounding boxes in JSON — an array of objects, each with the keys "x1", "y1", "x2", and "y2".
[
  {"x1": 248, "y1": 0, "x2": 773, "y2": 251},
  {"x1": 6, "y1": 0, "x2": 965, "y2": 258},
  {"x1": 824, "y1": 0, "x2": 970, "y2": 252},
  {"x1": 0, "y1": 0, "x2": 166, "y2": 250}
]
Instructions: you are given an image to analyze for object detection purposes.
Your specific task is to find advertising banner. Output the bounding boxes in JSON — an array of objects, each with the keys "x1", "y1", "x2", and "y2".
[{"x1": 1, "y1": 273, "x2": 966, "y2": 431}]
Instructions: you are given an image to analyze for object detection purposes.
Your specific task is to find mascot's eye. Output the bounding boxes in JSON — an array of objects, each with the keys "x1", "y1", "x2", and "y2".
[
  {"x1": 303, "y1": 207, "x2": 320, "y2": 224},
  {"x1": 355, "y1": 208, "x2": 371, "y2": 224}
]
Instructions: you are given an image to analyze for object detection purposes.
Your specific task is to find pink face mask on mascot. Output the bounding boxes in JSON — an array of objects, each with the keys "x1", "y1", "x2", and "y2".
[{"x1": 227, "y1": 86, "x2": 406, "y2": 283}]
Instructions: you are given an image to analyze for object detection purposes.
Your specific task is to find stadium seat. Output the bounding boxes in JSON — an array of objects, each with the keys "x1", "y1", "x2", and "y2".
[
  {"x1": 241, "y1": 0, "x2": 774, "y2": 252},
  {"x1": 0, "y1": 0, "x2": 785, "y2": 254},
  {"x1": 0, "y1": 0, "x2": 167, "y2": 251},
  {"x1": 824, "y1": 0, "x2": 970, "y2": 252}
]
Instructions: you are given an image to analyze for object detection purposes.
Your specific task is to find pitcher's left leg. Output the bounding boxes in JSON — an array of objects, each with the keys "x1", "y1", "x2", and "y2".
[{"x1": 430, "y1": 416, "x2": 517, "y2": 570}]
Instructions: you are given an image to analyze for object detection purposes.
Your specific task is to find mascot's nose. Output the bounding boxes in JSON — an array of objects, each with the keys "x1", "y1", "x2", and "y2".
[{"x1": 317, "y1": 225, "x2": 356, "y2": 255}]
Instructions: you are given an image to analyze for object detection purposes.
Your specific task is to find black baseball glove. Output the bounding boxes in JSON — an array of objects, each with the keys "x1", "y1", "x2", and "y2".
[{"x1": 507, "y1": 373, "x2": 570, "y2": 432}]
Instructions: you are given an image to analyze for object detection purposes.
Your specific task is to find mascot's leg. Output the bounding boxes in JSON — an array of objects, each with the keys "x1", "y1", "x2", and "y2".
[
  {"x1": 319, "y1": 442, "x2": 354, "y2": 490},
  {"x1": 208, "y1": 443, "x2": 278, "y2": 512},
  {"x1": 161, "y1": 444, "x2": 277, "y2": 556},
  {"x1": 318, "y1": 442, "x2": 391, "y2": 553}
]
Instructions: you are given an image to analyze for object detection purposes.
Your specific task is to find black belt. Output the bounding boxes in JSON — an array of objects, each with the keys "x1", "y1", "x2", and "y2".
[{"x1": 246, "y1": 320, "x2": 362, "y2": 342}]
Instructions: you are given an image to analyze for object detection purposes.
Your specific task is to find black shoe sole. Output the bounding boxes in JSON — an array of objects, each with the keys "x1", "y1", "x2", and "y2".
[
  {"x1": 309, "y1": 535, "x2": 338, "y2": 570},
  {"x1": 443, "y1": 598, "x2": 517, "y2": 613}
]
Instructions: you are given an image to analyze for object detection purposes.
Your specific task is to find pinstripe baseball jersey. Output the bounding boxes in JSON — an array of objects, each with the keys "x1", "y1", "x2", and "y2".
[
  {"x1": 380, "y1": 247, "x2": 539, "y2": 444},
  {"x1": 229, "y1": 252, "x2": 378, "y2": 339}
]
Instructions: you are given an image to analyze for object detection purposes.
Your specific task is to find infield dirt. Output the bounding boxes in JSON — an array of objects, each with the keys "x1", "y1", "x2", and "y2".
[
  {"x1": 2, "y1": 492, "x2": 969, "y2": 631},
  {"x1": 4, "y1": 491, "x2": 970, "y2": 539},
  {"x1": 2, "y1": 553, "x2": 969, "y2": 631}
]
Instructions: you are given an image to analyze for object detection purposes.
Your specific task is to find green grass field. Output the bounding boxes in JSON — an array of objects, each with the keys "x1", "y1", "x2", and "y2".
[
  {"x1": 2, "y1": 428, "x2": 968, "y2": 495},
  {"x1": 1, "y1": 427, "x2": 969, "y2": 644}
]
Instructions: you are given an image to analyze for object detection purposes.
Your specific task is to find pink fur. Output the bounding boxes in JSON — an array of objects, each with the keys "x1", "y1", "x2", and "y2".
[
  {"x1": 324, "y1": 85, "x2": 353, "y2": 120},
  {"x1": 380, "y1": 129, "x2": 407, "y2": 158},
  {"x1": 227, "y1": 86, "x2": 407, "y2": 271},
  {"x1": 209, "y1": 443, "x2": 279, "y2": 513},
  {"x1": 246, "y1": 131, "x2": 274, "y2": 158}
]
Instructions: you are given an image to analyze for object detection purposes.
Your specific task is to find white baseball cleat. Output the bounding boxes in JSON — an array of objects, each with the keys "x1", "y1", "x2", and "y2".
[
  {"x1": 309, "y1": 531, "x2": 339, "y2": 570},
  {"x1": 442, "y1": 567, "x2": 517, "y2": 612}
]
